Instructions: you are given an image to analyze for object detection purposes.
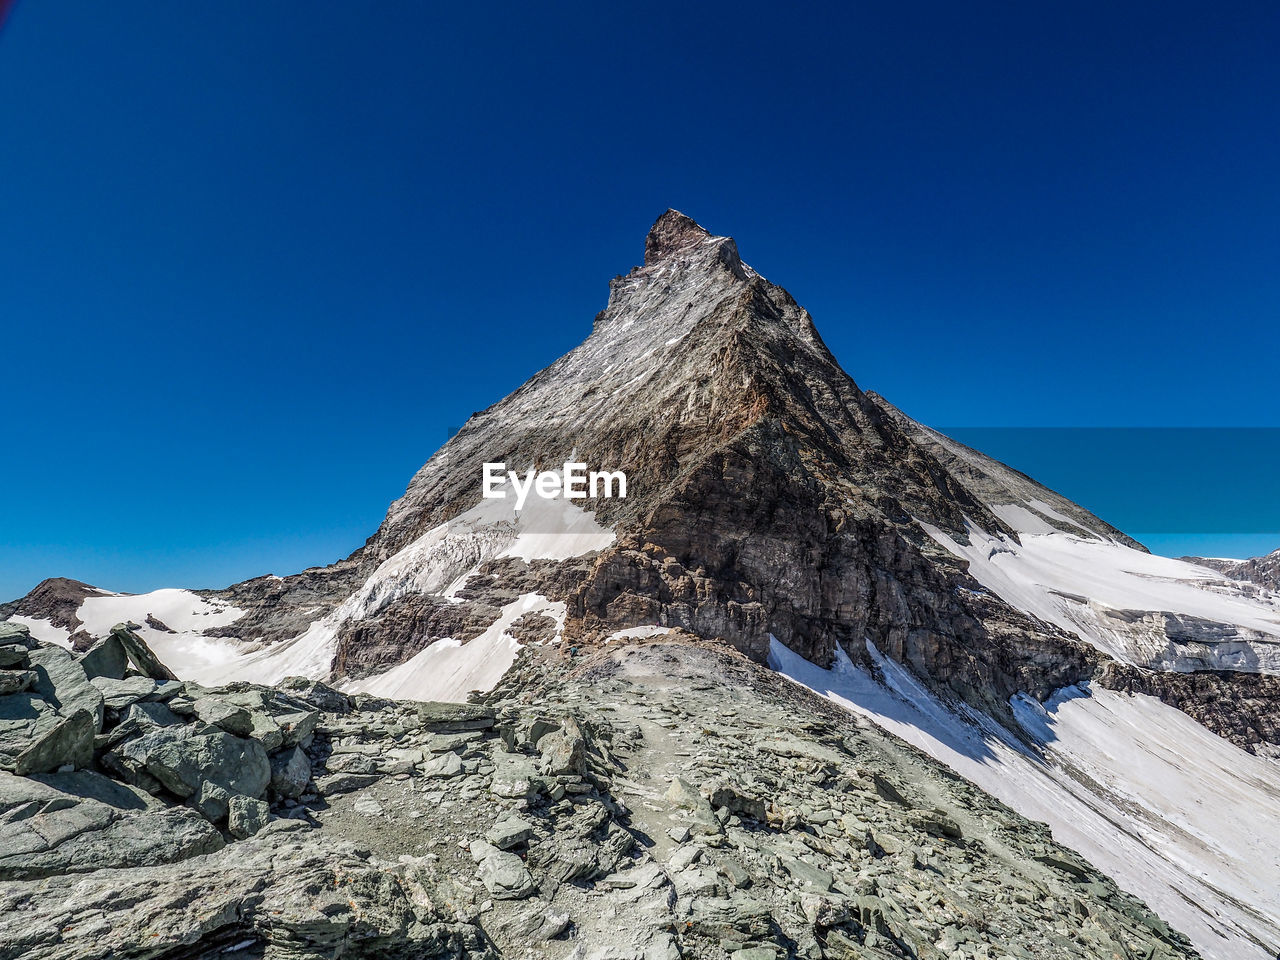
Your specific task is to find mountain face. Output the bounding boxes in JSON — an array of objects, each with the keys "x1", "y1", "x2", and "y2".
[
  {"x1": 1188, "y1": 549, "x2": 1280, "y2": 593},
  {"x1": 5, "y1": 211, "x2": 1280, "y2": 959}
]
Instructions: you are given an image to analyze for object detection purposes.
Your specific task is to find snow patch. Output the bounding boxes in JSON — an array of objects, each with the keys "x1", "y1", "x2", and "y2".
[
  {"x1": 343, "y1": 593, "x2": 564, "y2": 702},
  {"x1": 73, "y1": 589, "x2": 249, "y2": 683},
  {"x1": 9, "y1": 616, "x2": 71, "y2": 649}
]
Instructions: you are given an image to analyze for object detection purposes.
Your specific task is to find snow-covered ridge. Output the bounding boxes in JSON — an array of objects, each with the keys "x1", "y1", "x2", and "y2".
[
  {"x1": 769, "y1": 637, "x2": 1280, "y2": 960},
  {"x1": 919, "y1": 506, "x2": 1280, "y2": 673}
]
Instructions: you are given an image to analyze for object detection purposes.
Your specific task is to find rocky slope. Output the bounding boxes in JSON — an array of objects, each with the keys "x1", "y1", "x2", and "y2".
[{"x1": 0, "y1": 621, "x2": 1197, "y2": 960}]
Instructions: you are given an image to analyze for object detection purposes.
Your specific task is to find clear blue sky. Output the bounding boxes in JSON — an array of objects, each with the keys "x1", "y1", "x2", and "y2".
[{"x1": 2, "y1": 2, "x2": 1278, "y2": 600}]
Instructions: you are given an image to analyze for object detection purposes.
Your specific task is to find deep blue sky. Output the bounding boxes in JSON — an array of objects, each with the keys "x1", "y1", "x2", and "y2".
[{"x1": 2, "y1": 2, "x2": 1278, "y2": 600}]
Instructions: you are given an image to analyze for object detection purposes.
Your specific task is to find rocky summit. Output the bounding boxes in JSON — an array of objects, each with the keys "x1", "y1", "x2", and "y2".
[{"x1": 3, "y1": 212, "x2": 1279, "y2": 959}]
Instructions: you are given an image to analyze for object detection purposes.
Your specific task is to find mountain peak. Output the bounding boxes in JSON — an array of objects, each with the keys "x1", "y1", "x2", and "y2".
[{"x1": 644, "y1": 209, "x2": 713, "y2": 265}]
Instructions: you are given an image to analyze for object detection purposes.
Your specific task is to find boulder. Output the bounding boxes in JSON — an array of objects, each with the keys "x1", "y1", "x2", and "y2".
[
  {"x1": 0, "y1": 693, "x2": 63, "y2": 771},
  {"x1": 0, "y1": 623, "x2": 35, "y2": 648},
  {"x1": 701, "y1": 778, "x2": 767, "y2": 821},
  {"x1": 14, "y1": 708, "x2": 95, "y2": 775},
  {"x1": 0, "y1": 643, "x2": 31, "y2": 669},
  {"x1": 665, "y1": 776, "x2": 721, "y2": 833},
  {"x1": 227, "y1": 795, "x2": 270, "y2": 839},
  {"x1": 188, "y1": 780, "x2": 232, "y2": 821},
  {"x1": 486, "y1": 814, "x2": 534, "y2": 850},
  {"x1": 526, "y1": 717, "x2": 561, "y2": 747},
  {"x1": 276, "y1": 707, "x2": 320, "y2": 746},
  {"x1": 91, "y1": 675, "x2": 162, "y2": 711},
  {"x1": 269, "y1": 745, "x2": 311, "y2": 799},
  {"x1": 109, "y1": 625, "x2": 178, "y2": 681},
  {"x1": 489, "y1": 752, "x2": 538, "y2": 799},
  {"x1": 79, "y1": 635, "x2": 129, "y2": 681},
  {"x1": 538, "y1": 718, "x2": 586, "y2": 777},
  {"x1": 26, "y1": 645, "x2": 104, "y2": 731},
  {"x1": 172, "y1": 689, "x2": 285, "y2": 750},
  {"x1": 416, "y1": 701, "x2": 496, "y2": 732},
  {"x1": 421, "y1": 751, "x2": 463, "y2": 779},
  {"x1": 471, "y1": 840, "x2": 535, "y2": 900},
  {"x1": 277, "y1": 676, "x2": 351, "y2": 713},
  {"x1": 0, "y1": 769, "x2": 223, "y2": 880},
  {"x1": 112, "y1": 726, "x2": 271, "y2": 801}
]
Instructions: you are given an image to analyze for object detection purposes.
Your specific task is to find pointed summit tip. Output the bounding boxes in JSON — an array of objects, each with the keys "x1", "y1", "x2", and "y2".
[{"x1": 644, "y1": 209, "x2": 713, "y2": 266}]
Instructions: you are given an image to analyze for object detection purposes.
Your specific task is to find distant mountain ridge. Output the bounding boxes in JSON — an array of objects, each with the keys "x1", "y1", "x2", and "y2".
[{"x1": 1186, "y1": 549, "x2": 1280, "y2": 593}]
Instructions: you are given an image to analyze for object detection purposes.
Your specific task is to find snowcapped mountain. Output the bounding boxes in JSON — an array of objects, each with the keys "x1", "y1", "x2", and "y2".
[{"x1": 6, "y1": 210, "x2": 1280, "y2": 958}]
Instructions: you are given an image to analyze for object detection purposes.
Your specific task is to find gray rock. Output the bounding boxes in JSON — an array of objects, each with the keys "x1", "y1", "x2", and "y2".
[
  {"x1": 228, "y1": 794, "x2": 270, "y2": 839},
  {"x1": 0, "y1": 769, "x2": 223, "y2": 880},
  {"x1": 490, "y1": 753, "x2": 538, "y2": 799},
  {"x1": 666, "y1": 776, "x2": 721, "y2": 833},
  {"x1": 472, "y1": 839, "x2": 536, "y2": 900},
  {"x1": 0, "y1": 693, "x2": 62, "y2": 770},
  {"x1": 0, "y1": 644, "x2": 31, "y2": 669},
  {"x1": 112, "y1": 726, "x2": 270, "y2": 800},
  {"x1": 0, "y1": 828, "x2": 488, "y2": 959},
  {"x1": 179, "y1": 691, "x2": 284, "y2": 750},
  {"x1": 0, "y1": 670, "x2": 36, "y2": 695},
  {"x1": 277, "y1": 676, "x2": 351, "y2": 713},
  {"x1": 421, "y1": 751, "x2": 463, "y2": 779},
  {"x1": 14, "y1": 708, "x2": 94, "y2": 775},
  {"x1": 123, "y1": 700, "x2": 183, "y2": 729},
  {"x1": 79, "y1": 635, "x2": 129, "y2": 681},
  {"x1": 109, "y1": 624, "x2": 177, "y2": 681},
  {"x1": 90, "y1": 675, "x2": 161, "y2": 711},
  {"x1": 270, "y1": 745, "x2": 311, "y2": 799},
  {"x1": 0, "y1": 623, "x2": 34, "y2": 648},
  {"x1": 538, "y1": 719, "x2": 586, "y2": 777},
  {"x1": 702, "y1": 778, "x2": 767, "y2": 821},
  {"x1": 416, "y1": 701, "x2": 496, "y2": 731},
  {"x1": 276, "y1": 707, "x2": 320, "y2": 746},
  {"x1": 187, "y1": 779, "x2": 231, "y2": 821},
  {"x1": 486, "y1": 814, "x2": 534, "y2": 850},
  {"x1": 26, "y1": 645, "x2": 104, "y2": 731},
  {"x1": 780, "y1": 856, "x2": 833, "y2": 892},
  {"x1": 527, "y1": 717, "x2": 561, "y2": 746},
  {"x1": 314, "y1": 771, "x2": 378, "y2": 796}
]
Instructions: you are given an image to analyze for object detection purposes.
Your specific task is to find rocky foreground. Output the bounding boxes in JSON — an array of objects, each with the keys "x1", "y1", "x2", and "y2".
[{"x1": 0, "y1": 621, "x2": 1196, "y2": 959}]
